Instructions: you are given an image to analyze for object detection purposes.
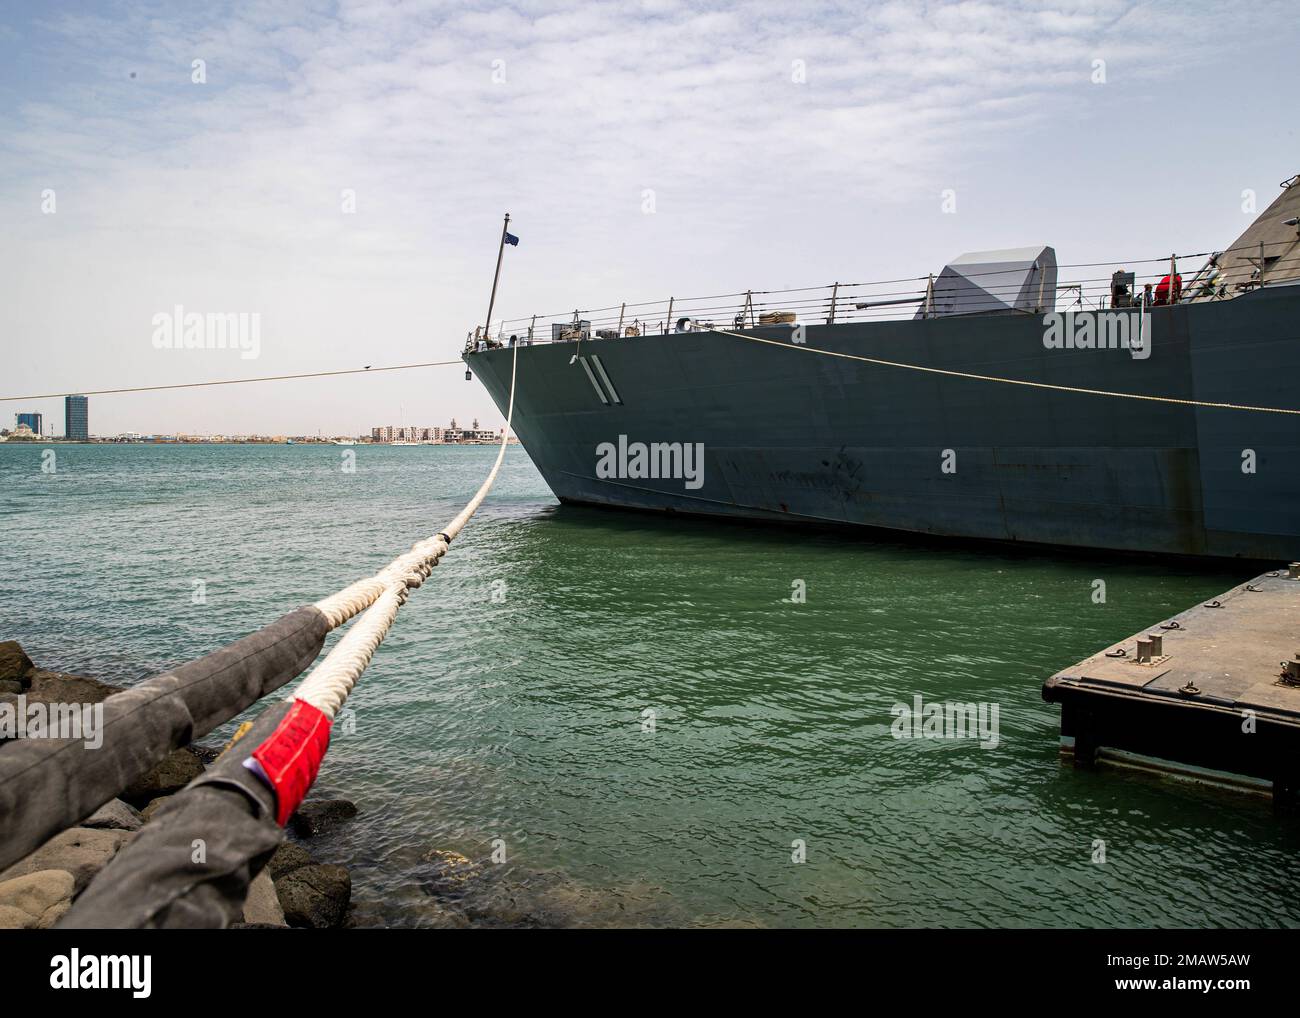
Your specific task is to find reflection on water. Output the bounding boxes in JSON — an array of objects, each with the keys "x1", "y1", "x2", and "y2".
[{"x1": 3, "y1": 443, "x2": 1299, "y2": 928}]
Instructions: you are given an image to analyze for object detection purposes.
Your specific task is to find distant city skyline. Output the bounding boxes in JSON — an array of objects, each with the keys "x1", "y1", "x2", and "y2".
[
  {"x1": 4, "y1": 1, "x2": 1298, "y2": 434},
  {"x1": 3, "y1": 402, "x2": 506, "y2": 442}
]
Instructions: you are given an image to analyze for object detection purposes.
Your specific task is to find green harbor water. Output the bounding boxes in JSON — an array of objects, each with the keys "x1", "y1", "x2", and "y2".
[{"x1": 4, "y1": 442, "x2": 1298, "y2": 927}]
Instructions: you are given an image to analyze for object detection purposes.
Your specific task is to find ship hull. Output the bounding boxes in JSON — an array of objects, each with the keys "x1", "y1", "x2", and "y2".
[{"x1": 466, "y1": 286, "x2": 1300, "y2": 559}]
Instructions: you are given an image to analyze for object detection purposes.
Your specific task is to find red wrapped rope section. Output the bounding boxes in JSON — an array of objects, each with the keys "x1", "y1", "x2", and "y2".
[{"x1": 247, "y1": 699, "x2": 333, "y2": 827}]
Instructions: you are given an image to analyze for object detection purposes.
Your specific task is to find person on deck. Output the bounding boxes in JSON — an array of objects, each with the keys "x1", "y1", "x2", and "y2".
[{"x1": 1153, "y1": 272, "x2": 1182, "y2": 306}]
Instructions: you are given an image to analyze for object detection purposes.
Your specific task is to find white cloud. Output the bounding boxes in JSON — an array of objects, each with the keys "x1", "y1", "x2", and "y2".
[{"x1": 0, "y1": 0, "x2": 1289, "y2": 434}]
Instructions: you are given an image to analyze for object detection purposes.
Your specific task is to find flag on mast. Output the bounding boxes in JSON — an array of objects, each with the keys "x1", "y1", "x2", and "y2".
[{"x1": 504, "y1": 231, "x2": 519, "y2": 246}]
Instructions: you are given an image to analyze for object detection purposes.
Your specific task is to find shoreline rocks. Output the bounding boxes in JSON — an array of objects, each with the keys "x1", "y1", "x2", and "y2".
[
  {"x1": 25, "y1": 670, "x2": 123, "y2": 706},
  {"x1": 121, "y1": 747, "x2": 205, "y2": 806},
  {"x1": 276, "y1": 864, "x2": 352, "y2": 929},
  {"x1": 0, "y1": 641, "x2": 34, "y2": 685},
  {"x1": 3, "y1": 634, "x2": 652, "y2": 930},
  {"x1": 0, "y1": 643, "x2": 125, "y2": 746},
  {"x1": 0, "y1": 870, "x2": 76, "y2": 929},
  {"x1": 267, "y1": 842, "x2": 313, "y2": 880},
  {"x1": 278, "y1": 800, "x2": 357, "y2": 926},
  {"x1": 0, "y1": 826, "x2": 134, "y2": 896},
  {"x1": 242, "y1": 871, "x2": 287, "y2": 926},
  {"x1": 0, "y1": 641, "x2": 357, "y2": 930},
  {"x1": 418, "y1": 849, "x2": 482, "y2": 899},
  {"x1": 81, "y1": 799, "x2": 144, "y2": 833},
  {"x1": 289, "y1": 798, "x2": 358, "y2": 838}
]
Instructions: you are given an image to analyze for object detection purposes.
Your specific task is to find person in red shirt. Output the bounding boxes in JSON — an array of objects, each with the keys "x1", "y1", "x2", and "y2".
[{"x1": 1154, "y1": 273, "x2": 1182, "y2": 305}]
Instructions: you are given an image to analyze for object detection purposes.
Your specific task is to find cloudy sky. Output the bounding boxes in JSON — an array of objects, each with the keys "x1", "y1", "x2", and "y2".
[{"x1": 2, "y1": 0, "x2": 1296, "y2": 436}]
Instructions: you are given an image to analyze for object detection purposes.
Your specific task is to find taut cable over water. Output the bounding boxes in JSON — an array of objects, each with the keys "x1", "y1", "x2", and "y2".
[{"x1": 0, "y1": 359, "x2": 466, "y2": 403}]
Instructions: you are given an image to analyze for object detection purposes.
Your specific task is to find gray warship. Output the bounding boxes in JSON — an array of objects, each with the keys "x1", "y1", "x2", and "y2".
[{"x1": 464, "y1": 177, "x2": 1300, "y2": 559}]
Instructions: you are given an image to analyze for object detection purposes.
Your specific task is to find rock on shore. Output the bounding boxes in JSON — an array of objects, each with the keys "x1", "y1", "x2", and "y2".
[
  {"x1": 121, "y1": 747, "x2": 205, "y2": 806},
  {"x1": 81, "y1": 799, "x2": 144, "y2": 832},
  {"x1": 0, "y1": 870, "x2": 76, "y2": 929},
  {"x1": 25, "y1": 670, "x2": 123, "y2": 706},
  {"x1": 0, "y1": 641, "x2": 34, "y2": 685},
  {"x1": 242, "y1": 871, "x2": 286, "y2": 926},
  {"x1": 0, "y1": 826, "x2": 134, "y2": 895},
  {"x1": 267, "y1": 842, "x2": 313, "y2": 880},
  {"x1": 276, "y1": 864, "x2": 352, "y2": 929},
  {"x1": 289, "y1": 798, "x2": 358, "y2": 838},
  {"x1": 0, "y1": 641, "x2": 125, "y2": 739}
]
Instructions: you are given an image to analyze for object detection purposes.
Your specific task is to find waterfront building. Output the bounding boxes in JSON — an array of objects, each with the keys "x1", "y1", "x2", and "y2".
[
  {"x1": 371, "y1": 425, "x2": 443, "y2": 443},
  {"x1": 65, "y1": 395, "x2": 89, "y2": 441},
  {"x1": 443, "y1": 418, "x2": 498, "y2": 443},
  {"x1": 465, "y1": 418, "x2": 498, "y2": 442},
  {"x1": 16, "y1": 412, "x2": 42, "y2": 436}
]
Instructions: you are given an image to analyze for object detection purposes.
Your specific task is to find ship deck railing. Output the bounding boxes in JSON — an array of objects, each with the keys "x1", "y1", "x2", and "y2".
[{"x1": 465, "y1": 237, "x2": 1296, "y2": 349}]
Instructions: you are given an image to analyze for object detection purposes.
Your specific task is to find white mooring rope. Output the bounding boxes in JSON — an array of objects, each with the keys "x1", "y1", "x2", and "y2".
[{"x1": 294, "y1": 341, "x2": 518, "y2": 719}]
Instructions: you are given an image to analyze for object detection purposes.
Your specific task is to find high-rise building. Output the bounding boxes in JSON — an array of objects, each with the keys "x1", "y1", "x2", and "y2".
[
  {"x1": 16, "y1": 412, "x2": 42, "y2": 436},
  {"x1": 65, "y1": 395, "x2": 88, "y2": 441}
]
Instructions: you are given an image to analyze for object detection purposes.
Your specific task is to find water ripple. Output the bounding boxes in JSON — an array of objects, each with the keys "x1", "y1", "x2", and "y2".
[{"x1": 3, "y1": 443, "x2": 1297, "y2": 927}]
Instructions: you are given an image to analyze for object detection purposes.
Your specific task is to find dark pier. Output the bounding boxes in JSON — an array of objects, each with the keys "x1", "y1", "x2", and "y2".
[{"x1": 1043, "y1": 568, "x2": 1300, "y2": 802}]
